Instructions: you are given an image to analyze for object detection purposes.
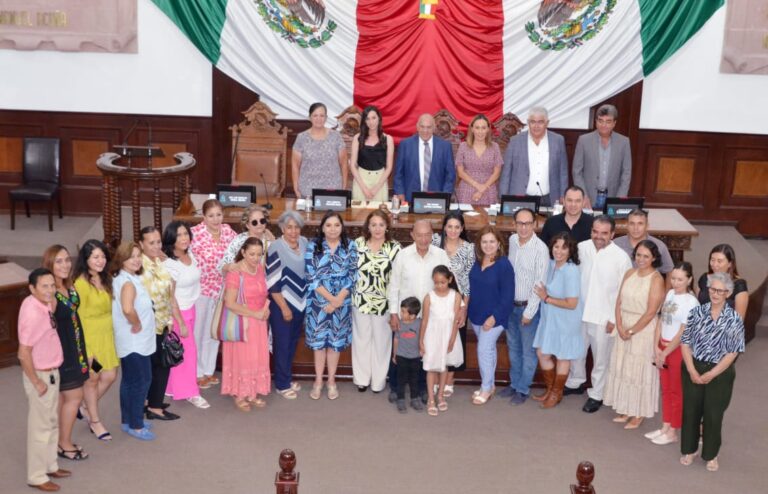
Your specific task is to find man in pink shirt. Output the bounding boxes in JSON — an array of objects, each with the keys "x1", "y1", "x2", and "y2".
[{"x1": 18, "y1": 268, "x2": 70, "y2": 492}]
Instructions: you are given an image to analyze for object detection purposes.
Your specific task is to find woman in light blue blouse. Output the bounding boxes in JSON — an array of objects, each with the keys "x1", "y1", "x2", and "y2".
[
  {"x1": 680, "y1": 272, "x2": 745, "y2": 472},
  {"x1": 110, "y1": 241, "x2": 156, "y2": 441},
  {"x1": 305, "y1": 211, "x2": 358, "y2": 401}
]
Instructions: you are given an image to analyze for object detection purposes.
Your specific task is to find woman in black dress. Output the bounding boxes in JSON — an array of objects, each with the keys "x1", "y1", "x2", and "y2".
[
  {"x1": 695, "y1": 244, "x2": 748, "y2": 320},
  {"x1": 42, "y1": 245, "x2": 90, "y2": 461}
]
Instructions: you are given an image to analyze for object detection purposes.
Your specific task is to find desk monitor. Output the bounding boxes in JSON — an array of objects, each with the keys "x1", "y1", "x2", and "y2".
[
  {"x1": 604, "y1": 197, "x2": 645, "y2": 219},
  {"x1": 500, "y1": 195, "x2": 540, "y2": 216},
  {"x1": 217, "y1": 184, "x2": 255, "y2": 208},
  {"x1": 412, "y1": 192, "x2": 451, "y2": 215},
  {"x1": 313, "y1": 189, "x2": 351, "y2": 211}
]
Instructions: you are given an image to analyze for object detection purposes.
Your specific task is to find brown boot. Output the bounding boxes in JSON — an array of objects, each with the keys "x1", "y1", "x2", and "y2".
[
  {"x1": 532, "y1": 367, "x2": 555, "y2": 402},
  {"x1": 542, "y1": 373, "x2": 568, "y2": 409}
]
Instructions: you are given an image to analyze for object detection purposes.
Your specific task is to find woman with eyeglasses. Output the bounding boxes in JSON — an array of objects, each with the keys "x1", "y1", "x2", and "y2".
[
  {"x1": 219, "y1": 205, "x2": 275, "y2": 272},
  {"x1": 695, "y1": 244, "x2": 748, "y2": 320},
  {"x1": 680, "y1": 272, "x2": 745, "y2": 472},
  {"x1": 42, "y1": 245, "x2": 90, "y2": 460}
]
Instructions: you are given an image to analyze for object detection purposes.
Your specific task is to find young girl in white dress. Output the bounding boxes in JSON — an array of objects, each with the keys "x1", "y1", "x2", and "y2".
[{"x1": 419, "y1": 265, "x2": 463, "y2": 416}]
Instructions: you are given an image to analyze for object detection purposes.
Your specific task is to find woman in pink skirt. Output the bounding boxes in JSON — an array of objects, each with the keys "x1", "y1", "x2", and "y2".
[
  {"x1": 221, "y1": 237, "x2": 271, "y2": 411},
  {"x1": 162, "y1": 221, "x2": 209, "y2": 409}
]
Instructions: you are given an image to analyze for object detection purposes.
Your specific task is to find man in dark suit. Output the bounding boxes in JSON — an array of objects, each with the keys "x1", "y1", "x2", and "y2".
[
  {"x1": 572, "y1": 104, "x2": 632, "y2": 209},
  {"x1": 393, "y1": 114, "x2": 455, "y2": 203},
  {"x1": 499, "y1": 106, "x2": 568, "y2": 206}
]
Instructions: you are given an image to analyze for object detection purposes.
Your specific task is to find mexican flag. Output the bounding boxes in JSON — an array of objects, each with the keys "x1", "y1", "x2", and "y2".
[{"x1": 152, "y1": 0, "x2": 723, "y2": 139}]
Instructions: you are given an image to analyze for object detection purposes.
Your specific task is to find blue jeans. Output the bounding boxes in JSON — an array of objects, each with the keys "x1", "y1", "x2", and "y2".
[
  {"x1": 120, "y1": 352, "x2": 152, "y2": 430},
  {"x1": 269, "y1": 302, "x2": 305, "y2": 391},
  {"x1": 506, "y1": 306, "x2": 540, "y2": 396},
  {"x1": 471, "y1": 322, "x2": 506, "y2": 392}
]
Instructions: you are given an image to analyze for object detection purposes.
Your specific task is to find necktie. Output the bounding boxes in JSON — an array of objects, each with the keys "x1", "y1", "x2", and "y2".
[{"x1": 422, "y1": 140, "x2": 432, "y2": 191}]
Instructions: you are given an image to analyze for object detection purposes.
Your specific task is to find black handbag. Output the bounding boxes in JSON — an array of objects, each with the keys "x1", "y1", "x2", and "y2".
[{"x1": 160, "y1": 328, "x2": 184, "y2": 368}]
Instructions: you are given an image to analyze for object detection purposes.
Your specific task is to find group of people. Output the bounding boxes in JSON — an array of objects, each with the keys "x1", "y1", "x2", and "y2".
[
  {"x1": 291, "y1": 102, "x2": 632, "y2": 210},
  {"x1": 18, "y1": 105, "x2": 748, "y2": 490}
]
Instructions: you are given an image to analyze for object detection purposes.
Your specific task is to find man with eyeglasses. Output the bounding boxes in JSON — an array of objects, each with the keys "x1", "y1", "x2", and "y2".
[
  {"x1": 498, "y1": 207, "x2": 550, "y2": 404},
  {"x1": 539, "y1": 185, "x2": 594, "y2": 246},
  {"x1": 572, "y1": 104, "x2": 632, "y2": 210},
  {"x1": 499, "y1": 106, "x2": 569, "y2": 207},
  {"x1": 18, "y1": 268, "x2": 70, "y2": 492}
]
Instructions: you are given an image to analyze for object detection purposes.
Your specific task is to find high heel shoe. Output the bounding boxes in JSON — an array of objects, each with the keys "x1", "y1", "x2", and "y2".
[
  {"x1": 310, "y1": 382, "x2": 323, "y2": 400},
  {"x1": 624, "y1": 417, "x2": 644, "y2": 429}
]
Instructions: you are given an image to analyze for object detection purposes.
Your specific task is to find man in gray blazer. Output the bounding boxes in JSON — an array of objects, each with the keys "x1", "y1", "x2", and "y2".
[
  {"x1": 499, "y1": 106, "x2": 569, "y2": 206},
  {"x1": 572, "y1": 104, "x2": 632, "y2": 208}
]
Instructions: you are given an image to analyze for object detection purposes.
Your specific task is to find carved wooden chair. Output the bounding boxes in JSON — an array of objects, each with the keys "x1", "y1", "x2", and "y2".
[
  {"x1": 492, "y1": 112, "x2": 525, "y2": 155},
  {"x1": 230, "y1": 101, "x2": 288, "y2": 202},
  {"x1": 333, "y1": 105, "x2": 363, "y2": 188}
]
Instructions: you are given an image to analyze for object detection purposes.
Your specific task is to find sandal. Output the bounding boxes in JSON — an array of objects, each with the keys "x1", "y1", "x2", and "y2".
[
  {"x1": 88, "y1": 420, "x2": 113, "y2": 441},
  {"x1": 437, "y1": 398, "x2": 448, "y2": 412},
  {"x1": 612, "y1": 414, "x2": 629, "y2": 423},
  {"x1": 443, "y1": 385, "x2": 454, "y2": 398},
  {"x1": 680, "y1": 454, "x2": 696, "y2": 466},
  {"x1": 290, "y1": 381, "x2": 302, "y2": 392},
  {"x1": 706, "y1": 458, "x2": 719, "y2": 472},
  {"x1": 310, "y1": 382, "x2": 323, "y2": 400},
  {"x1": 248, "y1": 397, "x2": 267, "y2": 408},
  {"x1": 277, "y1": 388, "x2": 298, "y2": 400},
  {"x1": 234, "y1": 398, "x2": 251, "y2": 412},
  {"x1": 472, "y1": 388, "x2": 495, "y2": 405},
  {"x1": 58, "y1": 445, "x2": 88, "y2": 461},
  {"x1": 624, "y1": 417, "x2": 644, "y2": 430},
  {"x1": 427, "y1": 400, "x2": 438, "y2": 417},
  {"x1": 327, "y1": 384, "x2": 339, "y2": 400},
  {"x1": 207, "y1": 375, "x2": 220, "y2": 385}
]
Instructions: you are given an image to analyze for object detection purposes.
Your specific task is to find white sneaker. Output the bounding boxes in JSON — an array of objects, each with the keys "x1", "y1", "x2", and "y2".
[
  {"x1": 652, "y1": 433, "x2": 678, "y2": 445},
  {"x1": 187, "y1": 396, "x2": 210, "y2": 409},
  {"x1": 644, "y1": 429, "x2": 665, "y2": 440}
]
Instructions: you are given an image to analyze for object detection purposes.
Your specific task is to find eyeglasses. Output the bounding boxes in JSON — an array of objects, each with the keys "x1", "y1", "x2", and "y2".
[
  {"x1": 708, "y1": 287, "x2": 729, "y2": 296},
  {"x1": 516, "y1": 221, "x2": 534, "y2": 227},
  {"x1": 250, "y1": 218, "x2": 268, "y2": 226}
]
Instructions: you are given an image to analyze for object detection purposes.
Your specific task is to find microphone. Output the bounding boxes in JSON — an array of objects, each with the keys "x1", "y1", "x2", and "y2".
[
  {"x1": 536, "y1": 180, "x2": 545, "y2": 198},
  {"x1": 122, "y1": 119, "x2": 141, "y2": 153},
  {"x1": 146, "y1": 120, "x2": 153, "y2": 159},
  {"x1": 260, "y1": 173, "x2": 273, "y2": 210}
]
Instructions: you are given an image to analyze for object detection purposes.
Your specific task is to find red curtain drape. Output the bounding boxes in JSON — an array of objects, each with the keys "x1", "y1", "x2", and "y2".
[{"x1": 353, "y1": 0, "x2": 504, "y2": 142}]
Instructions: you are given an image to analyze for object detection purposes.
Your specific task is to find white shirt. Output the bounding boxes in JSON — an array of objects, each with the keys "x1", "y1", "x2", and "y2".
[
  {"x1": 578, "y1": 240, "x2": 632, "y2": 326},
  {"x1": 660, "y1": 290, "x2": 699, "y2": 341},
  {"x1": 526, "y1": 131, "x2": 550, "y2": 196},
  {"x1": 163, "y1": 255, "x2": 202, "y2": 311},
  {"x1": 388, "y1": 243, "x2": 450, "y2": 315},
  {"x1": 418, "y1": 136, "x2": 434, "y2": 191}
]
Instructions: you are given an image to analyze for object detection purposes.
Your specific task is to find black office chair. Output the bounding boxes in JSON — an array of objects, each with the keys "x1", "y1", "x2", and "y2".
[{"x1": 9, "y1": 137, "x2": 62, "y2": 231}]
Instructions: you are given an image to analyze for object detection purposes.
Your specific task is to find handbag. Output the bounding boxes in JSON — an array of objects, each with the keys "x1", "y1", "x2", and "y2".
[
  {"x1": 160, "y1": 328, "x2": 184, "y2": 368},
  {"x1": 211, "y1": 274, "x2": 249, "y2": 342}
]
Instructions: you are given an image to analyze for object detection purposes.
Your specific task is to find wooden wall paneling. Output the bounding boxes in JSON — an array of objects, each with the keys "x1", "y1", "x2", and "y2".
[
  {"x1": 71, "y1": 139, "x2": 110, "y2": 176},
  {"x1": 732, "y1": 160, "x2": 768, "y2": 197},
  {"x1": 641, "y1": 139, "x2": 710, "y2": 210},
  {"x1": 0, "y1": 137, "x2": 23, "y2": 173},
  {"x1": 656, "y1": 157, "x2": 695, "y2": 193}
]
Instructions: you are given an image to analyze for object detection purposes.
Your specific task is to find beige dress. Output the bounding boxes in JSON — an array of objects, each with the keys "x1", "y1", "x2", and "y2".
[{"x1": 604, "y1": 270, "x2": 660, "y2": 418}]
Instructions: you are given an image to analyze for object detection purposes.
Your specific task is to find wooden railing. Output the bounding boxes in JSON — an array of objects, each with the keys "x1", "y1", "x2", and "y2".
[
  {"x1": 96, "y1": 151, "x2": 196, "y2": 248},
  {"x1": 271, "y1": 450, "x2": 595, "y2": 493}
]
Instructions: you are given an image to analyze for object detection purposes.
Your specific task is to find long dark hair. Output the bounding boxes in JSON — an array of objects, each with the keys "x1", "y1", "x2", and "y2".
[
  {"x1": 313, "y1": 211, "x2": 349, "y2": 256},
  {"x1": 438, "y1": 210, "x2": 469, "y2": 248},
  {"x1": 633, "y1": 239, "x2": 662, "y2": 269},
  {"x1": 707, "y1": 243, "x2": 739, "y2": 278},
  {"x1": 358, "y1": 105, "x2": 385, "y2": 149},
  {"x1": 673, "y1": 261, "x2": 695, "y2": 293},
  {"x1": 235, "y1": 237, "x2": 264, "y2": 262},
  {"x1": 363, "y1": 209, "x2": 392, "y2": 241},
  {"x1": 432, "y1": 265, "x2": 460, "y2": 294},
  {"x1": 73, "y1": 239, "x2": 113, "y2": 296},
  {"x1": 162, "y1": 221, "x2": 193, "y2": 260},
  {"x1": 548, "y1": 232, "x2": 580, "y2": 265}
]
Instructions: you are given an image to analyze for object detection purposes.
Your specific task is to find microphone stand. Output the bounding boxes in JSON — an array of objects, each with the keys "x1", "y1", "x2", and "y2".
[{"x1": 260, "y1": 173, "x2": 273, "y2": 210}]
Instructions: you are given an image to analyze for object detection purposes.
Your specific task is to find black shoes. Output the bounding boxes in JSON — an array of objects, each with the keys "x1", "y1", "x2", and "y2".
[
  {"x1": 563, "y1": 385, "x2": 586, "y2": 396},
  {"x1": 582, "y1": 398, "x2": 603, "y2": 413},
  {"x1": 357, "y1": 385, "x2": 368, "y2": 393},
  {"x1": 396, "y1": 399, "x2": 407, "y2": 413},
  {"x1": 145, "y1": 409, "x2": 180, "y2": 421}
]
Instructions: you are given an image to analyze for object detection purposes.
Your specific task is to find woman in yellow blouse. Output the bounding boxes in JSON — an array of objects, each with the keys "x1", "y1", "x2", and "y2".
[{"x1": 73, "y1": 239, "x2": 118, "y2": 441}]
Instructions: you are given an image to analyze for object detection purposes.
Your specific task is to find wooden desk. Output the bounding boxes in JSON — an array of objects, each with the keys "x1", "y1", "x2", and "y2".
[
  {"x1": 175, "y1": 198, "x2": 698, "y2": 262},
  {"x1": 175, "y1": 199, "x2": 698, "y2": 384}
]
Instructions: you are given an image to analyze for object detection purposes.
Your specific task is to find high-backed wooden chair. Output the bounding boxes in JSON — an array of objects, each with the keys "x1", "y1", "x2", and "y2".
[
  {"x1": 333, "y1": 105, "x2": 363, "y2": 187},
  {"x1": 433, "y1": 109, "x2": 465, "y2": 158},
  {"x1": 492, "y1": 112, "x2": 525, "y2": 155},
  {"x1": 230, "y1": 101, "x2": 288, "y2": 201}
]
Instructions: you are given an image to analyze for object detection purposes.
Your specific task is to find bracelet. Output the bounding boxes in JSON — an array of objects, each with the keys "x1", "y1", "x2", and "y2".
[{"x1": 544, "y1": 296, "x2": 550, "y2": 304}]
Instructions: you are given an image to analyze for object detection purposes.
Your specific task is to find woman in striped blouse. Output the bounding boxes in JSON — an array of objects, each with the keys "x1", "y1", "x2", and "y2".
[{"x1": 679, "y1": 272, "x2": 745, "y2": 472}]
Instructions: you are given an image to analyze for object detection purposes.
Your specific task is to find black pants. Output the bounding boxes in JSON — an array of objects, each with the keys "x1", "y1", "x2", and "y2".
[
  {"x1": 396, "y1": 356, "x2": 421, "y2": 400},
  {"x1": 147, "y1": 331, "x2": 171, "y2": 409}
]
